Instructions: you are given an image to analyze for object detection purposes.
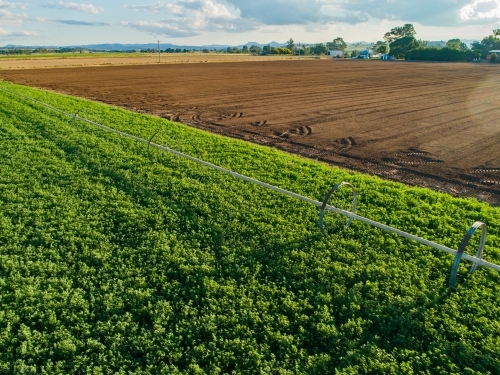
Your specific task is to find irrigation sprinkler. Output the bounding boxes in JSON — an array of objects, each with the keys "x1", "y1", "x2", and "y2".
[
  {"x1": 72, "y1": 107, "x2": 101, "y2": 126},
  {"x1": 1, "y1": 85, "x2": 500, "y2": 290},
  {"x1": 319, "y1": 182, "x2": 357, "y2": 234},
  {"x1": 449, "y1": 221, "x2": 486, "y2": 290}
]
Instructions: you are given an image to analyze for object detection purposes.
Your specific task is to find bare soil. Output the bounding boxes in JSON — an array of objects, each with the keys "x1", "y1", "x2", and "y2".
[
  {"x1": 2, "y1": 59, "x2": 500, "y2": 205},
  {"x1": 0, "y1": 54, "x2": 308, "y2": 70}
]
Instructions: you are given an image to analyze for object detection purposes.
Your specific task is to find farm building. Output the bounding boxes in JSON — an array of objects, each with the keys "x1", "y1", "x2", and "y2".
[
  {"x1": 486, "y1": 50, "x2": 500, "y2": 60},
  {"x1": 380, "y1": 54, "x2": 395, "y2": 60},
  {"x1": 327, "y1": 50, "x2": 343, "y2": 57},
  {"x1": 358, "y1": 49, "x2": 373, "y2": 59}
]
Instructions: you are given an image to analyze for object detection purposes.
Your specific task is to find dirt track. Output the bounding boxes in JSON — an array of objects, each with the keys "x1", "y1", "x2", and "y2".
[{"x1": 1, "y1": 60, "x2": 500, "y2": 204}]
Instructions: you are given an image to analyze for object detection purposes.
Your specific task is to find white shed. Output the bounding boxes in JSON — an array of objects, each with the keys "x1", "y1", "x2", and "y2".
[
  {"x1": 327, "y1": 50, "x2": 343, "y2": 57},
  {"x1": 380, "y1": 54, "x2": 394, "y2": 60}
]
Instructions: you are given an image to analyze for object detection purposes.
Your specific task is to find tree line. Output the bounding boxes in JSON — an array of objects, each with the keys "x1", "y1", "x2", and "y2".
[
  {"x1": 253, "y1": 26, "x2": 500, "y2": 62},
  {"x1": 3, "y1": 27, "x2": 499, "y2": 61},
  {"x1": 374, "y1": 24, "x2": 500, "y2": 62}
]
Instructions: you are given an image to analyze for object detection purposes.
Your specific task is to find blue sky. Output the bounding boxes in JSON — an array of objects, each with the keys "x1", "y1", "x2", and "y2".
[{"x1": 1, "y1": 0, "x2": 500, "y2": 46}]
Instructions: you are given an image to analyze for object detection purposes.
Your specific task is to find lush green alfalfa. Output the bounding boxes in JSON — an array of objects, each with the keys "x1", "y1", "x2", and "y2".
[{"x1": 1, "y1": 82, "x2": 500, "y2": 374}]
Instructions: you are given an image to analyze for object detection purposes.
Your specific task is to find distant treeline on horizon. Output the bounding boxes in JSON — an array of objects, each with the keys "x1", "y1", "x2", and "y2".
[{"x1": 1, "y1": 28, "x2": 498, "y2": 63}]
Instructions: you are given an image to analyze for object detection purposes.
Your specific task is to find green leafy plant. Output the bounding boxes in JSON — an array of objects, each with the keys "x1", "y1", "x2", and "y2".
[{"x1": 0, "y1": 82, "x2": 499, "y2": 374}]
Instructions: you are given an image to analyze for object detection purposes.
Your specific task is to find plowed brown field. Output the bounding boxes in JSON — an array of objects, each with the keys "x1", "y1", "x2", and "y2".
[
  {"x1": 0, "y1": 54, "x2": 307, "y2": 69},
  {"x1": 2, "y1": 59, "x2": 500, "y2": 204}
]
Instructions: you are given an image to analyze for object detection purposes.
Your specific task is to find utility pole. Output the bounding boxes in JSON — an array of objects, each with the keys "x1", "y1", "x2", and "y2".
[{"x1": 158, "y1": 40, "x2": 160, "y2": 63}]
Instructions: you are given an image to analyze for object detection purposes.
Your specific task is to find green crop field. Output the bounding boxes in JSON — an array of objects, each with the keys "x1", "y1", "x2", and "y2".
[{"x1": 1, "y1": 82, "x2": 500, "y2": 374}]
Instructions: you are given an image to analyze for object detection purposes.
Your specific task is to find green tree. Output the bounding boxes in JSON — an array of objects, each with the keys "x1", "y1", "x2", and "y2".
[
  {"x1": 384, "y1": 24, "x2": 416, "y2": 43},
  {"x1": 471, "y1": 40, "x2": 482, "y2": 51},
  {"x1": 373, "y1": 41, "x2": 389, "y2": 54},
  {"x1": 242, "y1": 45, "x2": 249, "y2": 54},
  {"x1": 491, "y1": 53, "x2": 498, "y2": 63},
  {"x1": 286, "y1": 38, "x2": 295, "y2": 51},
  {"x1": 471, "y1": 35, "x2": 500, "y2": 58},
  {"x1": 446, "y1": 39, "x2": 468, "y2": 51},
  {"x1": 274, "y1": 47, "x2": 291, "y2": 55},
  {"x1": 406, "y1": 47, "x2": 478, "y2": 62},
  {"x1": 249, "y1": 45, "x2": 261, "y2": 55},
  {"x1": 351, "y1": 50, "x2": 359, "y2": 58},
  {"x1": 263, "y1": 45, "x2": 275, "y2": 55},
  {"x1": 312, "y1": 43, "x2": 327, "y2": 55},
  {"x1": 389, "y1": 36, "x2": 419, "y2": 59},
  {"x1": 327, "y1": 37, "x2": 347, "y2": 52},
  {"x1": 493, "y1": 29, "x2": 500, "y2": 37}
]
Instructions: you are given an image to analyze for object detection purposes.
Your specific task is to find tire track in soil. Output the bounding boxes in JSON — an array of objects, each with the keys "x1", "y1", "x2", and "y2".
[
  {"x1": 252, "y1": 120, "x2": 268, "y2": 126},
  {"x1": 212, "y1": 79, "x2": 486, "y2": 116},
  {"x1": 232, "y1": 81, "x2": 490, "y2": 132},
  {"x1": 2, "y1": 60, "x2": 500, "y2": 204}
]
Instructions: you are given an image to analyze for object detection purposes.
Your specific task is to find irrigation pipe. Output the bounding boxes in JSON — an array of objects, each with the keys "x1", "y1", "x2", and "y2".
[{"x1": 2, "y1": 85, "x2": 499, "y2": 289}]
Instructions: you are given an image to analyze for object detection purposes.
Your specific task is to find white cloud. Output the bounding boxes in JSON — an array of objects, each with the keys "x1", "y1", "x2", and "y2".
[
  {"x1": 460, "y1": 0, "x2": 500, "y2": 20},
  {"x1": 34, "y1": 17, "x2": 108, "y2": 26},
  {"x1": 0, "y1": 8, "x2": 26, "y2": 24},
  {"x1": 42, "y1": 1, "x2": 104, "y2": 15},
  {"x1": 122, "y1": 15, "x2": 254, "y2": 38},
  {"x1": 124, "y1": 0, "x2": 344, "y2": 39},
  {"x1": 127, "y1": 0, "x2": 234, "y2": 19},
  {"x1": 128, "y1": 0, "x2": 328, "y2": 25},
  {"x1": 226, "y1": 0, "x2": 500, "y2": 26},
  {"x1": 0, "y1": 25, "x2": 38, "y2": 37},
  {"x1": 123, "y1": 0, "x2": 255, "y2": 37},
  {"x1": 122, "y1": 0, "x2": 500, "y2": 40},
  {"x1": 336, "y1": 0, "x2": 476, "y2": 26},
  {"x1": 0, "y1": 1, "x2": 26, "y2": 9},
  {"x1": 126, "y1": 1, "x2": 183, "y2": 15},
  {"x1": 122, "y1": 20, "x2": 202, "y2": 37},
  {"x1": 327, "y1": 0, "x2": 500, "y2": 26},
  {"x1": 225, "y1": 0, "x2": 323, "y2": 25}
]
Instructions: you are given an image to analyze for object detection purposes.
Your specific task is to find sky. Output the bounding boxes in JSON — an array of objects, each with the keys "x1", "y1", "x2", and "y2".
[{"x1": 1, "y1": 0, "x2": 500, "y2": 46}]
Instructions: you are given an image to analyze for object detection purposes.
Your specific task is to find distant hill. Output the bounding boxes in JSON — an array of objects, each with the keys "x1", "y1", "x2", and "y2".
[
  {"x1": 2, "y1": 41, "x2": 372, "y2": 51},
  {"x1": 79, "y1": 43, "x2": 202, "y2": 51},
  {"x1": 1, "y1": 42, "x2": 289, "y2": 51},
  {"x1": 1, "y1": 39, "x2": 481, "y2": 51}
]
